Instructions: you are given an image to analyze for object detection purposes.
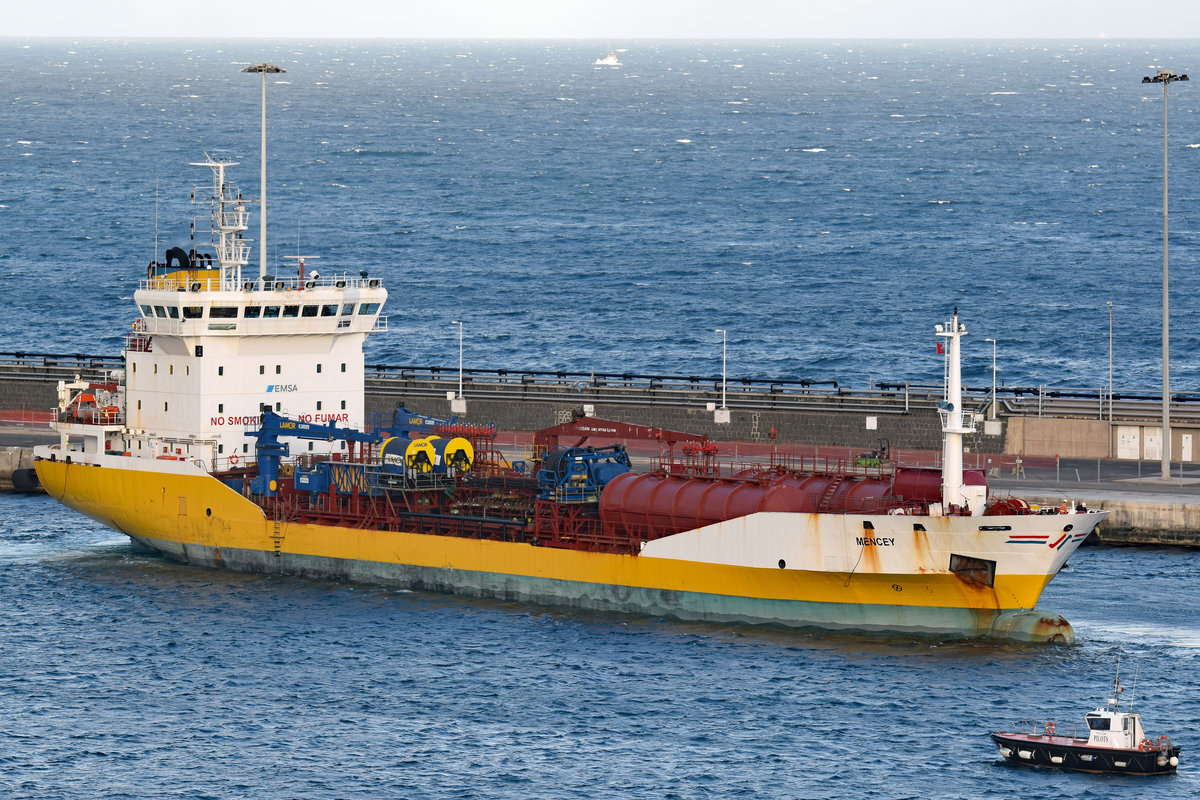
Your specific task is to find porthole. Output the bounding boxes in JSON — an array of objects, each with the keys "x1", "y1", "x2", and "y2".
[{"x1": 778, "y1": 559, "x2": 786, "y2": 569}]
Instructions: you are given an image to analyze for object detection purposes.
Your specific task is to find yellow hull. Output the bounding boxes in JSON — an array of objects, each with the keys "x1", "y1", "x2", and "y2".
[{"x1": 35, "y1": 458, "x2": 1074, "y2": 641}]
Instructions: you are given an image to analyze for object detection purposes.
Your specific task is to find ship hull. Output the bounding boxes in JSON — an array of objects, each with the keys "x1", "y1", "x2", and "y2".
[
  {"x1": 36, "y1": 456, "x2": 1098, "y2": 642},
  {"x1": 991, "y1": 733, "x2": 1180, "y2": 775}
]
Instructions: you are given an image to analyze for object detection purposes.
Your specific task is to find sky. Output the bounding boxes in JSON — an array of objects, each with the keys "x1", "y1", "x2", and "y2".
[{"x1": 7, "y1": 1, "x2": 1200, "y2": 39}]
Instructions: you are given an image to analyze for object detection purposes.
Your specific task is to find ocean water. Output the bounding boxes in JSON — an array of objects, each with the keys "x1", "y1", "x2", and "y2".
[
  {"x1": 2, "y1": 492, "x2": 1199, "y2": 799},
  {"x1": 2, "y1": 39, "x2": 1199, "y2": 390},
  {"x1": 4, "y1": 40, "x2": 1200, "y2": 799}
]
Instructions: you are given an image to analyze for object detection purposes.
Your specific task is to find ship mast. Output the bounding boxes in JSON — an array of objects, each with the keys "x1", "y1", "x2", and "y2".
[
  {"x1": 936, "y1": 309, "x2": 974, "y2": 513},
  {"x1": 242, "y1": 63, "x2": 285, "y2": 280},
  {"x1": 189, "y1": 157, "x2": 250, "y2": 289}
]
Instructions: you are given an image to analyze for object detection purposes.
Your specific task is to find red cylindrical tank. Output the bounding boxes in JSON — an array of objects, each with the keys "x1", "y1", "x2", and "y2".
[
  {"x1": 601, "y1": 471, "x2": 880, "y2": 541},
  {"x1": 600, "y1": 467, "x2": 989, "y2": 542}
]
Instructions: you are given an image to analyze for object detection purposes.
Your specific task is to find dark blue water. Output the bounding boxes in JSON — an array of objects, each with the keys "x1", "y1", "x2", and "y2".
[
  {"x1": 2, "y1": 492, "x2": 1199, "y2": 799},
  {"x1": 3, "y1": 40, "x2": 1200, "y2": 390},
  {"x1": 4, "y1": 43, "x2": 1200, "y2": 795}
]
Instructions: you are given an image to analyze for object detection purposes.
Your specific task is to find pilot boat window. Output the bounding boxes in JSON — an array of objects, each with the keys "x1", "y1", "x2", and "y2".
[
  {"x1": 321, "y1": 304, "x2": 338, "y2": 317},
  {"x1": 302, "y1": 305, "x2": 319, "y2": 318},
  {"x1": 263, "y1": 306, "x2": 281, "y2": 318},
  {"x1": 183, "y1": 306, "x2": 203, "y2": 319},
  {"x1": 283, "y1": 305, "x2": 300, "y2": 318},
  {"x1": 1086, "y1": 716, "x2": 1110, "y2": 731},
  {"x1": 244, "y1": 306, "x2": 261, "y2": 319},
  {"x1": 211, "y1": 306, "x2": 238, "y2": 319}
]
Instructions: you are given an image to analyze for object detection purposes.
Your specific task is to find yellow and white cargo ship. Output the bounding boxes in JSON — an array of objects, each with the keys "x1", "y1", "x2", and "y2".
[{"x1": 35, "y1": 157, "x2": 1107, "y2": 643}]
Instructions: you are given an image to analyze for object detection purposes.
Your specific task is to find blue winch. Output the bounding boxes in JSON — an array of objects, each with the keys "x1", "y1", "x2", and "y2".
[{"x1": 535, "y1": 445, "x2": 631, "y2": 502}]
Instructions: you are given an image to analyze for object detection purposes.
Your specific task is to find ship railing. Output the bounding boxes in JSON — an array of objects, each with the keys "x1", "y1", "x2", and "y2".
[
  {"x1": 56, "y1": 406, "x2": 124, "y2": 426},
  {"x1": 138, "y1": 273, "x2": 384, "y2": 293}
]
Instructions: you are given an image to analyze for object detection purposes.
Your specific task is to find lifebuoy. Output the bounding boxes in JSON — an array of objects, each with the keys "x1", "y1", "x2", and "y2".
[
  {"x1": 230, "y1": 454, "x2": 239, "y2": 466},
  {"x1": 1140, "y1": 739, "x2": 1154, "y2": 751},
  {"x1": 1045, "y1": 721, "x2": 1055, "y2": 735}
]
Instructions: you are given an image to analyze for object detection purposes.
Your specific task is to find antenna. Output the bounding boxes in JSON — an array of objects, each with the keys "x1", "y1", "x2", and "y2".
[
  {"x1": 153, "y1": 177, "x2": 160, "y2": 265},
  {"x1": 1130, "y1": 664, "x2": 1138, "y2": 713}
]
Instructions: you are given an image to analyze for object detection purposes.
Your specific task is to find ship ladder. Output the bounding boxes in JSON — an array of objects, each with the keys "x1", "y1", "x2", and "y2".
[
  {"x1": 270, "y1": 505, "x2": 285, "y2": 560},
  {"x1": 816, "y1": 475, "x2": 846, "y2": 511}
]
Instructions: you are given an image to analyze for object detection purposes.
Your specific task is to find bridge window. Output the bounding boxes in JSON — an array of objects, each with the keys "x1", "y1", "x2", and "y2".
[
  {"x1": 321, "y1": 304, "x2": 338, "y2": 317},
  {"x1": 357, "y1": 303, "x2": 380, "y2": 315},
  {"x1": 341, "y1": 303, "x2": 355, "y2": 315},
  {"x1": 140, "y1": 304, "x2": 153, "y2": 316},
  {"x1": 263, "y1": 306, "x2": 280, "y2": 318},
  {"x1": 183, "y1": 306, "x2": 203, "y2": 319},
  {"x1": 210, "y1": 306, "x2": 238, "y2": 319},
  {"x1": 244, "y1": 306, "x2": 261, "y2": 319},
  {"x1": 167, "y1": 307, "x2": 179, "y2": 319},
  {"x1": 154, "y1": 306, "x2": 167, "y2": 317},
  {"x1": 301, "y1": 305, "x2": 319, "y2": 318},
  {"x1": 282, "y1": 305, "x2": 300, "y2": 318}
]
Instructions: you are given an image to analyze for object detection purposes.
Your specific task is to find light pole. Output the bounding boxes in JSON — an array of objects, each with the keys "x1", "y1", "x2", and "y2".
[
  {"x1": 1142, "y1": 68, "x2": 1188, "y2": 480},
  {"x1": 242, "y1": 63, "x2": 285, "y2": 280},
  {"x1": 715, "y1": 328, "x2": 727, "y2": 408},
  {"x1": 1107, "y1": 301, "x2": 1113, "y2": 423},
  {"x1": 984, "y1": 338, "x2": 997, "y2": 420},
  {"x1": 451, "y1": 321, "x2": 463, "y2": 399}
]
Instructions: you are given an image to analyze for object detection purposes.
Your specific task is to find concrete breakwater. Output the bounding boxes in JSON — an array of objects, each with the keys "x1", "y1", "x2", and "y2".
[
  {"x1": 1, "y1": 447, "x2": 41, "y2": 493},
  {"x1": 4, "y1": 354, "x2": 1200, "y2": 545}
]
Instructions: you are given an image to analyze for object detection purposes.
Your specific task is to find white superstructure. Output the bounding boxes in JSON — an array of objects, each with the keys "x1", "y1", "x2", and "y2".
[{"x1": 51, "y1": 158, "x2": 388, "y2": 472}]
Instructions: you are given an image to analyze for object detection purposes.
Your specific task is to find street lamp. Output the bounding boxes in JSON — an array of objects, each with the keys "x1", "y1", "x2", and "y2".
[
  {"x1": 1107, "y1": 301, "x2": 1113, "y2": 424},
  {"x1": 242, "y1": 63, "x2": 285, "y2": 280},
  {"x1": 715, "y1": 328, "x2": 727, "y2": 408},
  {"x1": 1142, "y1": 68, "x2": 1188, "y2": 480},
  {"x1": 451, "y1": 320, "x2": 463, "y2": 399},
  {"x1": 984, "y1": 338, "x2": 997, "y2": 420}
]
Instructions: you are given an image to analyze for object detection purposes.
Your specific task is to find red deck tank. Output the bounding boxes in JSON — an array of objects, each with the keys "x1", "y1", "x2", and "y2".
[{"x1": 598, "y1": 467, "x2": 987, "y2": 542}]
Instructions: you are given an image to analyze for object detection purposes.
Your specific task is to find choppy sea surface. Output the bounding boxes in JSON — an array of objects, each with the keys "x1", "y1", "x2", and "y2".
[
  {"x1": 4, "y1": 40, "x2": 1200, "y2": 799},
  {"x1": 2, "y1": 493, "x2": 1199, "y2": 799},
  {"x1": 2, "y1": 39, "x2": 1200, "y2": 390}
]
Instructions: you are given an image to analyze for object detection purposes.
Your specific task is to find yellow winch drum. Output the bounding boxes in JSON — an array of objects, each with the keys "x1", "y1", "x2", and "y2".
[{"x1": 430, "y1": 436, "x2": 474, "y2": 473}]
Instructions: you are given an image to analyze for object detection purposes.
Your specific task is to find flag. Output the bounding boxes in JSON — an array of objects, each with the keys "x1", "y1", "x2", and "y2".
[{"x1": 936, "y1": 342, "x2": 944, "y2": 354}]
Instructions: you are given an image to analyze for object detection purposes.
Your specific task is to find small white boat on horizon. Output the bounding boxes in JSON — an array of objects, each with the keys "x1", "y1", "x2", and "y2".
[{"x1": 594, "y1": 47, "x2": 621, "y2": 67}]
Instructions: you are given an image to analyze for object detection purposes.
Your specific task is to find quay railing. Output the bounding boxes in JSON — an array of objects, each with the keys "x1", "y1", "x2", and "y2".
[{"x1": 3, "y1": 351, "x2": 1200, "y2": 424}]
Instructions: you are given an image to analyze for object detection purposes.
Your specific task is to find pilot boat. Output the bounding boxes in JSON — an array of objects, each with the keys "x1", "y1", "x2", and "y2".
[{"x1": 991, "y1": 672, "x2": 1181, "y2": 775}]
